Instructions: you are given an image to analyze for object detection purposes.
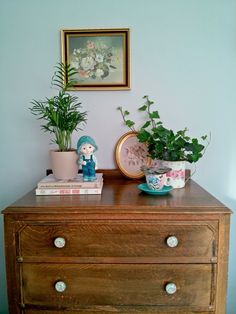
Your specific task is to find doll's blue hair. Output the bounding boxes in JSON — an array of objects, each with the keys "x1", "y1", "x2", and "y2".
[{"x1": 77, "y1": 136, "x2": 98, "y2": 154}]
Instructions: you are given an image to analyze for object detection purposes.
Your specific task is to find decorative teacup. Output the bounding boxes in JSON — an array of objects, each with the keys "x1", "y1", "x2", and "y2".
[{"x1": 141, "y1": 166, "x2": 172, "y2": 190}]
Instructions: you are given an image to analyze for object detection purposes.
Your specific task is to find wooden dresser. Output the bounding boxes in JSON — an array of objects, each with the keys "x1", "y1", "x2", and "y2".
[{"x1": 2, "y1": 170, "x2": 231, "y2": 314}]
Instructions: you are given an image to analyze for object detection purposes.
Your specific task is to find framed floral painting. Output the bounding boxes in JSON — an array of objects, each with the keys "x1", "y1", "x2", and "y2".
[
  {"x1": 61, "y1": 28, "x2": 131, "y2": 90},
  {"x1": 115, "y1": 132, "x2": 151, "y2": 179}
]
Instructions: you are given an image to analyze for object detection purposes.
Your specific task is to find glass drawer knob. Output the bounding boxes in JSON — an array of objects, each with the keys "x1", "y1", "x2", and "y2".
[
  {"x1": 54, "y1": 237, "x2": 66, "y2": 248},
  {"x1": 165, "y1": 282, "x2": 177, "y2": 295},
  {"x1": 55, "y1": 281, "x2": 66, "y2": 292},
  {"x1": 166, "y1": 236, "x2": 178, "y2": 248}
]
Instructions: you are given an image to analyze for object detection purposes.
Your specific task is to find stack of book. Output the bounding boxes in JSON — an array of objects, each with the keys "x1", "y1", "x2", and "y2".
[{"x1": 35, "y1": 173, "x2": 103, "y2": 195}]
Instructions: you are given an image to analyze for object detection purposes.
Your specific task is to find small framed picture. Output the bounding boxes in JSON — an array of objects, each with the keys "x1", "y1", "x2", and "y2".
[
  {"x1": 115, "y1": 132, "x2": 150, "y2": 179},
  {"x1": 61, "y1": 28, "x2": 131, "y2": 90}
]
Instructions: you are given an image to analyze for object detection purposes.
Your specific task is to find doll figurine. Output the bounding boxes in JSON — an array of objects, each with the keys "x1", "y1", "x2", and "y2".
[{"x1": 77, "y1": 135, "x2": 98, "y2": 181}]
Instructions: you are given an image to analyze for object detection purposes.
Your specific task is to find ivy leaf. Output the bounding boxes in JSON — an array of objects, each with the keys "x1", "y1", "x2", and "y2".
[
  {"x1": 175, "y1": 137, "x2": 186, "y2": 148},
  {"x1": 185, "y1": 143, "x2": 194, "y2": 152},
  {"x1": 138, "y1": 105, "x2": 147, "y2": 111},
  {"x1": 142, "y1": 121, "x2": 151, "y2": 129},
  {"x1": 137, "y1": 129, "x2": 150, "y2": 142},
  {"x1": 177, "y1": 129, "x2": 187, "y2": 137},
  {"x1": 149, "y1": 111, "x2": 160, "y2": 119},
  {"x1": 147, "y1": 100, "x2": 154, "y2": 106},
  {"x1": 125, "y1": 120, "x2": 135, "y2": 128}
]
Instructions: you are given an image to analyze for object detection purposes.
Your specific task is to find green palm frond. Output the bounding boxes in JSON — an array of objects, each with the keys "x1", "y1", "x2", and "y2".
[
  {"x1": 51, "y1": 62, "x2": 78, "y2": 91},
  {"x1": 29, "y1": 63, "x2": 87, "y2": 151}
]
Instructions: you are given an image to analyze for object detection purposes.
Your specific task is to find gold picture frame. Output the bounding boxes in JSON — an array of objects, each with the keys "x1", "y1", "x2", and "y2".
[
  {"x1": 61, "y1": 28, "x2": 131, "y2": 90},
  {"x1": 115, "y1": 132, "x2": 150, "y2": 179}
]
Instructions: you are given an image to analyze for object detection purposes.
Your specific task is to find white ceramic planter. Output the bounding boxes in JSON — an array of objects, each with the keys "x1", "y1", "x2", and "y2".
[
  {"x1": 50, "y1": 150, "x2": 79, "y2": 180},
  {"x1": 160, "y1": 160, "x2": 186, "y2": 189}
]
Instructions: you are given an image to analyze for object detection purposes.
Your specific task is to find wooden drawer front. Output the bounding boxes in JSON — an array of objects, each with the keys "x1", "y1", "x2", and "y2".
[
  {"x1": 19, "y1": 222, "x2": 217, "y2": 258},
  {"x1": 22, "y1": 263, "x2": 214, "y2": 309},
  {"x1": 25, "y1": 310, "x2": 213, "y2": 314}
]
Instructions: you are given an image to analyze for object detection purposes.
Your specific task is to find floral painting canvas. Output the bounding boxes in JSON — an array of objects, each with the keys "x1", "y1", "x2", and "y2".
[
  {"x1": 115, "y1": 132, "x2": 150, "y2": 179},
  {"x1": 61, "y1": 29, "x2": 130, "y2": 90}
]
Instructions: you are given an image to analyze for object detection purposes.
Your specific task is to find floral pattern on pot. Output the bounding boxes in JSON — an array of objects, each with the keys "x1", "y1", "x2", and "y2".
[
  {"x1": 141, "y1": 165, "x2": 172, "y2": 191},
  {"x1": 146, "y1": 173, "x2": 170, "y2": 190},
  {"x1": 160, "y1": 160, "x2": 186, "y2": 189}
]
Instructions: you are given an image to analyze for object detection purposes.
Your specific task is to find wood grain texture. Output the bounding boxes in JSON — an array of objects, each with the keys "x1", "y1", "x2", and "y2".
[
  {"x1": 26, "y1": 309, "x2": 213, "y2": 314},
  {"x1": 19, "y1": 221, "x2": 217, "y2": 259},
  {"x1": 2, "y1": 170, "x2": 231, "y2": 314},
  {"x1": 22, "y1": 263, "x2": 213, "y2": 308}
]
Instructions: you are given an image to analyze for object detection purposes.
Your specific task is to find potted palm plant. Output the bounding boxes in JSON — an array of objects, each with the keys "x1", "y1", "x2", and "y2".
[
  {"x1": 118, "y1": 95, "x2": 210, "y2": 188},
  {"x1": 29, "y1": 62, "x2": 87, "y2": 179}
]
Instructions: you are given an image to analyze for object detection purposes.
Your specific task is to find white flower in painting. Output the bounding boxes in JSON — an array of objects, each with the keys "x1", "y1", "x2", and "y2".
[
  {"x1": 81, "y1": 56, "x2": 96, "y2": 71},
  {"x1": 95, "y1": 54, "x2": 104, "y2": 63},
  {"x1": 95, "y1": 69, "x2": 104, "y2": 77},
  {"x1": 73, "y1": 49, "x2": 81, "y2": 55}
]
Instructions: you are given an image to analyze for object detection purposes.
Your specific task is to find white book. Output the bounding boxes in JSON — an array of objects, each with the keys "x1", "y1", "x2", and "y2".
[
  {"x1": 37, "y1": 173, "x2": 103, "y2": 189},
  {"x1": 35, "y1": 183, "x2": 103, "y2": 195}
]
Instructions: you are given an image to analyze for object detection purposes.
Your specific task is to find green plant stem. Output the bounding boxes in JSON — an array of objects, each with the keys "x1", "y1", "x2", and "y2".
[
  {"x1": 117, "y1": 107, "x2": 136, "y2": 132},
  {"x1": 146, "y1": 100, "x2": 155, "y2": 130}
]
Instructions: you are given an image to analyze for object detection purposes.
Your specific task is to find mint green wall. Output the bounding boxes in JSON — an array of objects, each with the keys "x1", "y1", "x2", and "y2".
[{"x1": 0, "y1": 0, "x2": 235, "y2": 313}]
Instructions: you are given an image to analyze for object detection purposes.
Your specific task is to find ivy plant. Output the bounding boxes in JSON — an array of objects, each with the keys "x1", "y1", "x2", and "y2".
[
  {"x1": 29, "y1": 63, "x2": 87, "y2": 151},
  {"x1": 118, "y1": 96, "x2": 210, "y2": 163}
]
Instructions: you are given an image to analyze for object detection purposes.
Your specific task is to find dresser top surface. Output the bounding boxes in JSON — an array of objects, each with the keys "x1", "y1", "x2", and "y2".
[{"x1": 2, "y1": 170, "x2": 231, "y2": 215}]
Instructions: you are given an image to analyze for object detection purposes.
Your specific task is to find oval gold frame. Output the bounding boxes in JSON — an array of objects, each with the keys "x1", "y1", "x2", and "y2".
[{"x1": 115, "y1": 131, "x2": 150, "y2": 179}]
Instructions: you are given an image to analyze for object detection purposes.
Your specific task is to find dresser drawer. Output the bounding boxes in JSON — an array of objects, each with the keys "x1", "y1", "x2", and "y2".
[
  {"x1": 25, "y1": 311, "x2": 213, "y2": 314},
  {"x1": 22, "y1": 263, "x2": 214, "y2": 309},
  {"x1": 18, "y1": 221, "x2": 217, "y2": 259}
]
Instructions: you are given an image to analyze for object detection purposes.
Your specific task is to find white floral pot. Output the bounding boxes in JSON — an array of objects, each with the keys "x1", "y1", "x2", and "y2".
[
  {"x1": 50, "y1": 150, "x2": 79, "y2": 180},
  {"x1": 159, "y1": 160, "x2": 186, "y2": 189}
]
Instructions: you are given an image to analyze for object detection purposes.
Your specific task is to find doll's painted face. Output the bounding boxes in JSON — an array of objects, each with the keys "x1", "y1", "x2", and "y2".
[{"x1": 81, "y1": 143, "x2": 95, "y2": 155}]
